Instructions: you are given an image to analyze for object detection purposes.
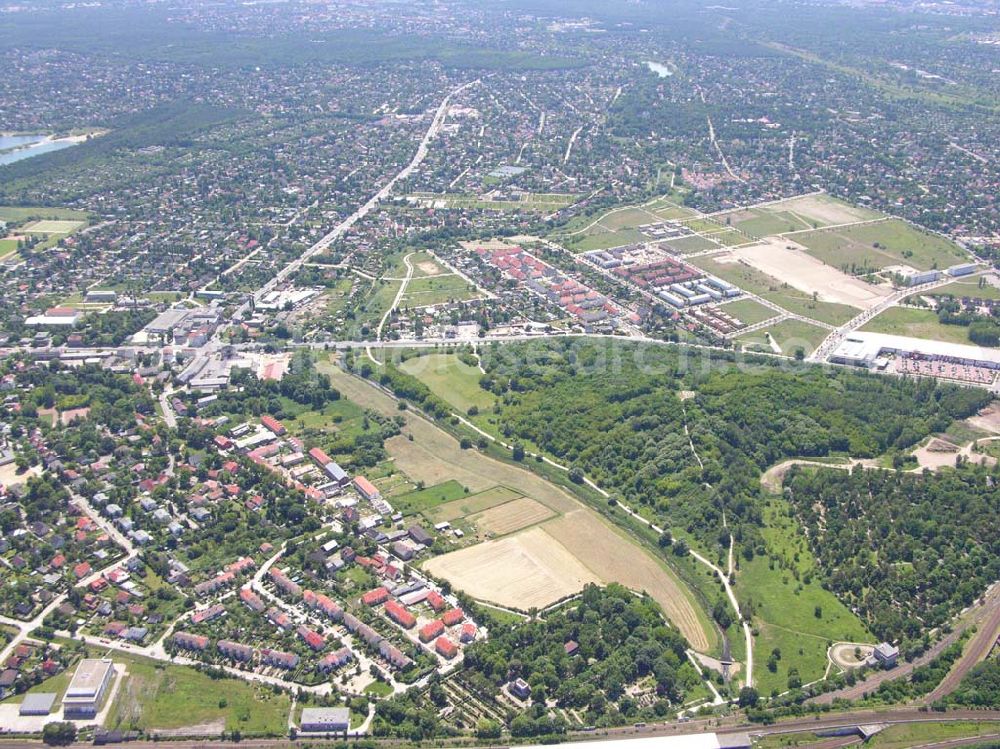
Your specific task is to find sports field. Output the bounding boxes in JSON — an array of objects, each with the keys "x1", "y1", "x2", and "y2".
[
  {"x1": 398, "y1": 353, "x2": 493, "y2": 413},
  {"x1": 22, "y1": 219, "x2": 85, "y2": 234}
]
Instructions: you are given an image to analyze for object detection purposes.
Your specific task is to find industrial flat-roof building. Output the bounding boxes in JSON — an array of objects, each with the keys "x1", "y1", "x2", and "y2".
[
  {"x1": 300, "y1": 706, "x2": 350, "y2": 733},
  {"x1": 830, "y1": 332, "x2": 1000, "y2": 371},
  {"x1": 19, "y1": 692, "x2": 56, "y2": 716},
  {"x1": 63, "y1": 658, "x2": 115, "y2": 718}
]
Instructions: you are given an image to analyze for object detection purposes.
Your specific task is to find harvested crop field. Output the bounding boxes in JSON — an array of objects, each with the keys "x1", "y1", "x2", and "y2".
[
  {"x1": 544, "y1": 511, "x2": 710, "y2": 651},
  {"x1": 730, "y1": 237, "x2": 890, "y2": 309},
  {"x1": 422, "y1": 526, "x2": 600, "y2": 610},
  {"x1": 470, "y1": 496, "x2": 555, "y2": 536},
  {"x1": 429, "y1": 486, "x2": 523, "y2": 523}
]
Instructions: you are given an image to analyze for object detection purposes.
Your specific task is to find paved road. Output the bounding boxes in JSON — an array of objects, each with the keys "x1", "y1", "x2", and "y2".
[{"x1": 232, "y1": 78, "x2": 480, "y2": 323}]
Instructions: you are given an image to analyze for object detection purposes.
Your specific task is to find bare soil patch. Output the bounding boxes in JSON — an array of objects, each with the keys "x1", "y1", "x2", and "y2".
[{"x1": 730, "y1": 237, "x2": 890, "y2": 309}]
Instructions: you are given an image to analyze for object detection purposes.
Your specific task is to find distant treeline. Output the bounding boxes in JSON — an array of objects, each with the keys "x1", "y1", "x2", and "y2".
[{"x1": 0, "y1": 9, "x2": 585, "y2": 71}]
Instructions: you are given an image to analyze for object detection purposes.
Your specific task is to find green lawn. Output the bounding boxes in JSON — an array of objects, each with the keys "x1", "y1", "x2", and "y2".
[
  {"x1": 600, "y1": 207, "x2": 659, "y2": 230},
  {"x1": 869, "y1": 721, "x2": 1000, "y2": 749},
  {"x1": 398, "y1": 353, "x2": 494, "y2": 413},
  {"x1": 911, "y1": 278, "x2": 999, "y2": 302},
  {"x1": 738, "y1": 496, "x2": 872, "y2": 696},
  {"x1": 0, "y1": 238, "x2": 18, "y2": 256},
  {"x1": 564, "y1": 228, "x2": 647, "y2": 252},
  {"x1": 400, "y1": 274, "x2": 481, "y2": 307},
  {"x1": 718, "y1": 298, "x2": 781, "y2": 327},
  {"x1": 796, "y1": 218, "x2": 969, "y2": 272},
  {"x1": 860, "y1": 306, "x2": 975, "y2": 344},
  {"x1": 108, "y1": 653, "x2": 290, "y2": 735},
  {"x1": 391, "y1": 479, "x2": 470, "y2": 516},
  {"x1": 0, "y1": 205, "x2": 89, "y2": 223},
  {"x1": 736, "y1": 319, "x2": 831, "y2": 358},
  {"x1": 363, "y1": 679, "x2": 394, "y2": 697},
  {"x1": 351, "y1": 278, "x2": 402, "y2": 335},
  {"x1": 667, "y1": 235, "x2": 721, "y2": 254}
]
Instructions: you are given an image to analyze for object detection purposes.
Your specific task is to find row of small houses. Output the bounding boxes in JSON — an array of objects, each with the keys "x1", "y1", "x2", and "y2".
[
  {"x1": 362, "y1": 585, "x2": 474, "y2": 661},
  {"x1": 193, "y1": 556, "x2": 256, "y2": 597},
  {"x1": 171, "y1": 631, "x2": 354, "y2": 672}
]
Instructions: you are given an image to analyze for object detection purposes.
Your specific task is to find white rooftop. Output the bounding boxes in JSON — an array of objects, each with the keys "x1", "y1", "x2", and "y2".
[{"x1": 832, "y1": 332, "x2": 1000, "y2": 367}]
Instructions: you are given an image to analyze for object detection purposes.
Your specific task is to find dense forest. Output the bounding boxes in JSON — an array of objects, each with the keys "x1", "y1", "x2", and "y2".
[
  {"x1": 465, "y1": 584, "x2": 695, "y2": 715},
  {"x1": 374, "y1": 584, "x2": 699, "y2": 740},
  {"x1": 477, "y1": 340, "x2": 989, "y2": 559},
  {"x1": 947, "y1": 659, "x2": 1000, "y2": 709},
  {"x1": 784, "y1": 465, "x2": 1000, "y2": 640}
]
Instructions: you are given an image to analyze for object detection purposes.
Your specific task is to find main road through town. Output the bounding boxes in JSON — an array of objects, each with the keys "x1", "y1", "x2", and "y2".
[{"x1": 230, "y1": 78, "x2": 480, "y2": 323}]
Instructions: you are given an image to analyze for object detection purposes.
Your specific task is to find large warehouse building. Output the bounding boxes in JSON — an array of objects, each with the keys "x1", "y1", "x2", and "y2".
[
  {"x1": 62, "y1": 658, "x2": 115, "y2": 718},
  {"x1": 300, "y1": 706, "x2": 350, "y2": 733}
]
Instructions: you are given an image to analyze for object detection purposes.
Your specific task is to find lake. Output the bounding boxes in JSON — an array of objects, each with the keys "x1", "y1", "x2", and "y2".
[
  {"x1": 0, "y1": 134, "x2": 79, "y2": 166},
  {"x1": 645, "y1": 61, "x2": 673, "y2": 78}
]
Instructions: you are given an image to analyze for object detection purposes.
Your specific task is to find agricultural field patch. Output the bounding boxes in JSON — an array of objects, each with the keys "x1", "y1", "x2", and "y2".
[
  {"x1": 421, "y1": 525, "x2": 600, "y2": 611},
  {"x1": 428, "y1": 485, "x2": 523, "y2": 523},
  {"x1": 468, "y1": 495, "x2": 555, "y2": 536}
]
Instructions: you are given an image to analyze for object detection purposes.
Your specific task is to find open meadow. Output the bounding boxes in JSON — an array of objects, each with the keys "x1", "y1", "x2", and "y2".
[
  {"x1": 398, "y1": 352, "x2": 493, "y2": 413},
  {"x1": 795, "y1": 218, "x2": 969, "y2": 272}
]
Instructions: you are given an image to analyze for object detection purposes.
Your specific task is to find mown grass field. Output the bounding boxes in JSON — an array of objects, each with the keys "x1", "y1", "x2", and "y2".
[
  {"x1": 564, "y1": 227, "x2": 647, "y2": 252},
  {"x1": 398, "y1": 352, "x2": 494, "y2": 413},
  {"x1": 391, "y1": 479, "x2": 470, "y2": 516},
  {"x1": 796, "y1": 218, "x2": 968, "y2": 272},
  {"x1": 860, "y1": 306, "x2": 974, "y2": 344},
  {"x1": 717, "y1": 298, "x2": 781, "y2": 326},
  {"x1": 0, "y1": 205, "x2": 89, "y2": 223},
  {"x1": 400, "y1": 274, "x2": 481, "y2": 307},
  {"x1": 909, "y1": 277, "x2": 998, "y2": 302}
]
